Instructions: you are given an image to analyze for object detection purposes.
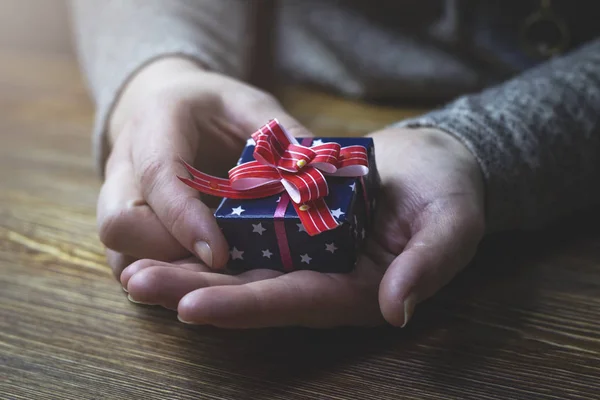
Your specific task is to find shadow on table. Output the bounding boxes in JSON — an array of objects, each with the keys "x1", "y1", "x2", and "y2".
[
  {"x1": 139, "y1": 211, "x2": 599, "y2": 395},
  {"x1": 394, "y1": 210, "x2": 600, "y2": 392}
]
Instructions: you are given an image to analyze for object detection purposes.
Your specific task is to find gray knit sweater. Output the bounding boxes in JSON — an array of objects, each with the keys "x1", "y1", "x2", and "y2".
[{"x1": 69, "y1": 0, "x2": 600, "y2": 233}]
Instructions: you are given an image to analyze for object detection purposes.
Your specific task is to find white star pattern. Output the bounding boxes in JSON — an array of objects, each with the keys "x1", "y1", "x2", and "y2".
[
  {"x1": 312, "y1": 139, "x2": 324, "y2": 146},
  {"x1": 246, "y1": 137, "x2": 256, "y2": 146},
  {"x1": 300, "y1": 253, "x2": 312, "y2": 264},
  {"x1": 331, "y1": 208, "x2": 345, "y2": 219},
  {"x1": 349, "y1": 182, "x2": 356, "y2": 191},
  {"x1": 275, "y1": 196, "x2": 281, "y2": 203},
  {"x1": 230, "y1": 247, "x2": 244, "y2": 260},
  {"x1": 354, "y1": 215, "x2": 358, "y2": 225},
  {"x1": 252, "y1": 223, "x2": 266, "y2": 235},
  {"x1": 262, "y1": 249, "x2": 273, "y2": 258},
  {"x1": 231, "y1": 206, "x2": 245, "y2": 216},
  {"x1": 297, "y1": 223, "x2": 307, "y2": 233},
  {"x1": 325, "y1": 243, "x2": 337, "y2": 253},
  {"x1": 361, "y1": 228, "x2": 366, "y2": 239}
]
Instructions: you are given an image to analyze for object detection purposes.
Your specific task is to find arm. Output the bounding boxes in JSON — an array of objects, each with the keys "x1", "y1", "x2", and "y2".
[
  {"x1": 69, "y1": 0, "x2": 252, "y2": 175},
  {"x1": 395, "y1": 38, "x2": 600, "y2": 232}
]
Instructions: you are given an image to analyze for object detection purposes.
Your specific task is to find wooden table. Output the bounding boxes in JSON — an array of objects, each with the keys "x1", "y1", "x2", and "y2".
[{"x1": 1, "y1": 52, "x2": 599, "y2": 400}]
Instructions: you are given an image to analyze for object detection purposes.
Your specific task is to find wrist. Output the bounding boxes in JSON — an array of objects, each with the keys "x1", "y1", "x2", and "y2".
[
  {"x1": 108, "y1": 57, "x2": 206, "y2": 145},
  {"x1": 403, "y1": 127, "x2": 479, "y2": 165},
  {"x1": 410, "y1": 127, "x2": 486, "y2": 228}
]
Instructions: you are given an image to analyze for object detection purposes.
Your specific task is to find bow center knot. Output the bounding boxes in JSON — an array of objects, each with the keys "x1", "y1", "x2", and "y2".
[
  {"x1": 296, "y1": 159, "x2": 307, "y2": 169},
  {"x1": 277, "y1": 144, "x2": 316, "y2": 173}
]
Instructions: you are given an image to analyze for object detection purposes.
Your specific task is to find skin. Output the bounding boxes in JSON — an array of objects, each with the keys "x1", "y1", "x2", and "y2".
[{"x1": 99, "y1": 57, "x2": 486, "y2": 328}]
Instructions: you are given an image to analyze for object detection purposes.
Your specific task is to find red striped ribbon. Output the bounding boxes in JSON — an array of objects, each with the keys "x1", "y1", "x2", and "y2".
[
  {"x1": 178, "y1": 119, "x2": 369, "y2": 236},
  {"x1": 274, "y1": 193, "x2": 294, "y2": 271}
]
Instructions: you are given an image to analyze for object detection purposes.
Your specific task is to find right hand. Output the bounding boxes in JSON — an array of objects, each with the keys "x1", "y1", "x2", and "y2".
[{"x1": 98, "y1": 57, "x2": 312, "y2": 278}]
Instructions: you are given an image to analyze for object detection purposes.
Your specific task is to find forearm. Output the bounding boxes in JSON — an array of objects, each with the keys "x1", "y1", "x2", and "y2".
[
  {"x1": 69, "y1": 0, "x2": 251, "y2": 175},
  {"x1": 395, "y1": 38, "x2": 600, "y2": 232}
]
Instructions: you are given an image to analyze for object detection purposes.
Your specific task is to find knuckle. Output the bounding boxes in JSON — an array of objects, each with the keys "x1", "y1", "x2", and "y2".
[
  {"x1": 128, "y1": 266, "x2": 164, "y2": 293},
  {"x1": 163, "y1": 198, "x2": 192, "y2": 237},
  {"x1": 254, "y1": 92, "x2": 279, "y2": 108},
  {"x1": 98, "y1": 207, "x2": 137, "y2": 252},
  {"x1": 236, "y1": 87, "x2": 280, "y2": 110},
  {"x1": 124, "y1": 91, "x2": 195, "y2": 141},
  {"x1": 146, "y1": 86, "x2": 194, "y2": 114},
  {"x1": 136, "y1": 156, "x2": 164, "y2": 196},
  {"x1": 129, "y1": 258, "x2": 159, "y2": 271},
  {"x1": 158, "y1": 94, "x2": 195, "y2": 120},
  {"x1": 98, "y1": 210, "x2": 125, "y2": 250}
]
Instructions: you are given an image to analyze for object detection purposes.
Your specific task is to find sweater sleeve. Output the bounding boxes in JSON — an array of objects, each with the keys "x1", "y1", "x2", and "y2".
[
  {"x1": 68, "y1": 0, "x2": 251, "y2": 175},
  {"x1": 394, "y1": 38, "x2": 600, "y2": 233}
]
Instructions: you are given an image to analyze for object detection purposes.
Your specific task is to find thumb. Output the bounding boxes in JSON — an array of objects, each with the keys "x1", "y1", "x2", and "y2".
[
  {"x1": 379, "y1": 201, "x2": 484, "y2": 327},
  {"x1": 98, "y1": 136, "x2": 189, "y2": 263},
  {"x1": 131, "y1": 105, "x2": 230, "y2": 270}
]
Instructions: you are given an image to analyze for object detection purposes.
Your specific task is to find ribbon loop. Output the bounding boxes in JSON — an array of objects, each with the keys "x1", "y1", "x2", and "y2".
[
  {"x1": 328, "y1": 145, "x2": 370, "y2": 177},
  {"x1": 310, "y1": 143, "x2": 341, "y2": 174},
  {"x1": 280, "y1": 167, "x2": 328, "y2": 204},
  {"x1": 229, "y1": 161, "x2": 280, "y2": 190},
  {"x1": 252, "y1": 131, "x2": 277, "y2": 166}
]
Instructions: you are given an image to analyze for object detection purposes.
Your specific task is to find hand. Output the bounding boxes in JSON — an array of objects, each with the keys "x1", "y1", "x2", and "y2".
[
  {"x1": 98, "y1": 57, "x2": 312, "y2": 277},
  {"x1": 120, "y1": 127, "x2": 486, "y2": 328}
]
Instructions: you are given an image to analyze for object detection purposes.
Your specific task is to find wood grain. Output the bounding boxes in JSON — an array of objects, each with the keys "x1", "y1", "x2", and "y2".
[{"x1": 1, "y1": 51, "x2": 599, "y2": 400}]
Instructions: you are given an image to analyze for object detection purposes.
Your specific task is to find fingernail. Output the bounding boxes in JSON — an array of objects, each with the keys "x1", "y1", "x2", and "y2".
[
  {"x1": 402, "y1": 293, "x2": 417, "y2": 328},
  {"x1": 194, "y1": 241, "x2": 213, "y2": 267},
  {"x1": 177, "y1": 315, "x2": 193, "y2": 324},
  {"x1": 122, "y1": 286, "x2": 129, "y2": 293},
  {"x1": 127, "y1": 294, "x2": 146, "y2": 304}
]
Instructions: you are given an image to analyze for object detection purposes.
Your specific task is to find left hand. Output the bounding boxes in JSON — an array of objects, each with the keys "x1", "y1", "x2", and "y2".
[{"x1": 120, "y1": 127, "x2": 486, "y2": 328}]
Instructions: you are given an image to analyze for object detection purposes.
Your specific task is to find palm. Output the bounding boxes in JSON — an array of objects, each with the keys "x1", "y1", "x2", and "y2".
[{"x1": 121, "y1": 127, "x2": 485, "y2": 328}]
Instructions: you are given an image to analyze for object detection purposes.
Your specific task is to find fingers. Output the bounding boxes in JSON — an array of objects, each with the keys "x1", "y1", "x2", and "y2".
[
  {"x1": 177, "y1": 265, "x2": 383, "y2": 328},
  {"x1": 124, "y1": 263, "x2": 281, "y2": 310},
  {"x1": 119, "y1": 258, "x2": 212, "y2": 288},
  {"x1": 98, "y1": 148, "x2": 189, "y2": 261},
  {"x1": 128, "y1": 268, "x2": 239, "y2": 310},
  {"x1": 130, "y1": 106, "x2": 230, "y2": 270},
  {"x1": 379, "y1": 200, "x2": 484, "y2": 327}
]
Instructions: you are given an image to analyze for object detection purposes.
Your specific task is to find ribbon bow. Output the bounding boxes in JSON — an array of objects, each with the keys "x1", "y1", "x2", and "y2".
[{"x1": 178, "y1": 119, "x2": 369, "y2": 236}]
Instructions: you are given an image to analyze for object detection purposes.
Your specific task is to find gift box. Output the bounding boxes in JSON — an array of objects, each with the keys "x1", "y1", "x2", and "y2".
[{"x1": 179, "y1": 120, "x2": 380, "y2": 273}]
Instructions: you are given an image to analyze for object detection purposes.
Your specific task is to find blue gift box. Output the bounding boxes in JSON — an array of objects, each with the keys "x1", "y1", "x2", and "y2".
[{"x1": 215, "y1": 137, "x2": 380, "y2": 273}]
